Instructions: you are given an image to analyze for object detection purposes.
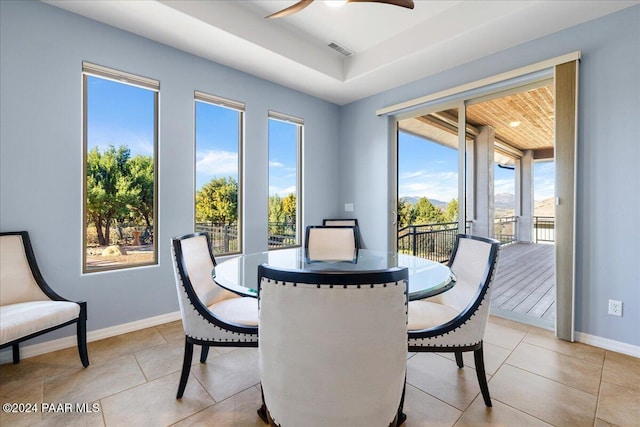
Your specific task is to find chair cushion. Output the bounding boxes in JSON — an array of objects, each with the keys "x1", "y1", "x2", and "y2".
[
  {"x1": 1, "y1": 234, "x2": 51, "y2": 305},
  {"x1": 208, "y1": 296, "x2": 258, "y2": 327},
  {"x1": 407, "y1": 300, "x2": 460, "y2": 331},
  {"x1": 0, "y1": 301, "x2": 80, "y2": 345},
  {"x1": 306, "y1": 227, "x2": 357, "y2": 261}
]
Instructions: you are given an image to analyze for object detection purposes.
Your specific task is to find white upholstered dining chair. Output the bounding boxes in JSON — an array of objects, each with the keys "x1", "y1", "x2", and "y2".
[
  {"x1": 0, "y1": 231, "x2": 89, "y2": 367},
  {"x1": 171, "y1": 232, "x2": 259, "y2": 399},
  {"x1": 407, "y1": 234, "x2": 500, "y2": 407},
  {"x1": 304, "y1": 225, "x2": 358, "y2": 262},
  {"x1": 323, "y1": 218, "x2": 361, "y2": 248},
  {"x1": 257, "y1": 264, "x2": 409, "y2": 427}
]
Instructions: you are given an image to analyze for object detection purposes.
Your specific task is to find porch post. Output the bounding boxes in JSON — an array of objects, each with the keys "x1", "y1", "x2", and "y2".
[
  {"x1": 518, "y1": 150, "x2": 534, "y2": 242},
  {"x1": 473, "y1": 126, "x2": 495, "y2": 238}
]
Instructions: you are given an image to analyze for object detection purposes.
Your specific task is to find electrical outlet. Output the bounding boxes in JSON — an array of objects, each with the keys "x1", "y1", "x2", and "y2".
[{"x1": 608, "y1": 300, "x2": 622, "y2": 317}]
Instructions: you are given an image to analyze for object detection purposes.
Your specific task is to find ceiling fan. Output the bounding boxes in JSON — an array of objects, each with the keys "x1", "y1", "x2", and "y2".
[{"x1": 266, "y1": 0, "x2": 415, "y2": 19}]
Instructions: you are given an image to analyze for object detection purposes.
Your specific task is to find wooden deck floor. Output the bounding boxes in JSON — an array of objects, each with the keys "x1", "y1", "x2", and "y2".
[{"x1": 491, "y1": 243, "x2": 556, "y2": 321}]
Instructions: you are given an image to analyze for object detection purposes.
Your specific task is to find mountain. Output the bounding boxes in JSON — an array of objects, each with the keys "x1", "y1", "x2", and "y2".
[
  {"x1": 400, "y1": 196, "x2": 448, "y2": 209},
  {"x1": 494, "y1": 193, "x2": 515, "y2": 209},
  {"x1": 534, "y1": 198, "x2": 555, "y2": 217},
  {"x1": 400, "y1": 194, "x2": 555, "y2": 217}
]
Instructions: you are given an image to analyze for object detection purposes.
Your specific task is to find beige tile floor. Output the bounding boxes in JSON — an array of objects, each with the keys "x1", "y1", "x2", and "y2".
[{"x1": 1, "y1": 316, "x2": 638, "y2": 427}]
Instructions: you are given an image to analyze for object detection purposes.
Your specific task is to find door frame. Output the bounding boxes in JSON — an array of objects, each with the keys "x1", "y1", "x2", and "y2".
[{"x1": 386, "y1": 53, "x2": 579, "y2": 341}]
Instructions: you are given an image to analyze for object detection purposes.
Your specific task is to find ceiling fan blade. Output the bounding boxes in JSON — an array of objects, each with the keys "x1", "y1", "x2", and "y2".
[
  {"x1": 266, "y1": 0, "x2": 315, "y2": 19},
  {"x1": 347, "y1": 0, "x2": 415, "y2": 9}
]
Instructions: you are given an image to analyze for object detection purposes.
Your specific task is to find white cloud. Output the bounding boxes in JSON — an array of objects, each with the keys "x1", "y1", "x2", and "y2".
[
  {"x1": 534, "y1": 178, "x2": 555, "y2": 200},
  {"x1": 129, "y1": 136, "x2": 154, "y2": 156},
  {"x1": 196, "y1": 150, "x2": 238, "y2": 176},
  {"x1": 89, "y1": 126, "x2": 154, "y2": 156},
  {"x1": 269, "y1": 185, "x2": 296, "y2": 197},
  {"x1": 269, "y1": 160, "x2": 285, "y2": 168},
  {"x1": 399, "y1": 170, "x2": 458, "y2": 201},
  {"x1": 399, "y1": 170, "x2": 425, "y2": 179},
  {"x1": 494, "y1": 178, "x2": 515, "y2": 195},
  {"x1": 534, "y1": 162, "x2": 555, "y2": 200}
]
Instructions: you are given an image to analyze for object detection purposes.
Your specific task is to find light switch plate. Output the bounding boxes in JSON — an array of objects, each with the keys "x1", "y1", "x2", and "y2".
[{"x1": 344, "y1": 203, "x2": 354, "y2": 212}]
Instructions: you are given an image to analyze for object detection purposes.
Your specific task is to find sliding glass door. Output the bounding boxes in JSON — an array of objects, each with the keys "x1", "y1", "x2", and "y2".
[{"x1": 391, "y1": 59, "x2": 578, "y2": 339}]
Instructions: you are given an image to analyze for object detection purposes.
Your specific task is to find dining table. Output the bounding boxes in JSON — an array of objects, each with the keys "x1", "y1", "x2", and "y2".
[{"x1": 212, "y1": 247, "x2": 455, "y2": 301}]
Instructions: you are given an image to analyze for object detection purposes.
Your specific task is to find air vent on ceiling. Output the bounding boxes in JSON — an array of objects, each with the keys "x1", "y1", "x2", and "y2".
[{"x1": 328, "y1": 42, "x2": 353, "y2": 57}]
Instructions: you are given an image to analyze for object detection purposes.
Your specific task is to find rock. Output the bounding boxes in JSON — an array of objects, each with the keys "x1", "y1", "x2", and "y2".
[{"x1": 102, "y1": 245, "x2": 125, "y2": 256}]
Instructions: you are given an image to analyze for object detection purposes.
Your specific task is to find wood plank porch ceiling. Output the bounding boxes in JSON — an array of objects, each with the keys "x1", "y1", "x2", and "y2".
[{"x1": 399, "y1": 85, "x2": 554, "y2": 161}]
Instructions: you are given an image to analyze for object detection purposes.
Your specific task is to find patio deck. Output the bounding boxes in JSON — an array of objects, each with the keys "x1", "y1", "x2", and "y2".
[{"x1": 491, "y1": 242, "x2": 556, "y2": 321}]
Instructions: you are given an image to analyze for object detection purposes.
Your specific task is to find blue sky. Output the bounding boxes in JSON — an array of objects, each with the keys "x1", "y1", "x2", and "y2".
[
  {"x1": 195, "y1": 102, "x2": 240, "y2": 189},
  {"x1": 89, "y1": 77, "x2": 298, "y2": 195},
  {"x1": 194, "y1": 103, "x2": 298, "y2": 195},
  {"x1": 398, "y1": 131, "x2": 555, "y2": 202},
  {"x1": 86, "y1": 76, "x2": 155, "y2": 156},
  {"x1": 87, "y1": 77, "x2": 552, "y2": 203},
  {"x1": 398, "y1": 132, "x2": 459, "y2": 202},
  {"x1": 268, "y1": 119, "x2": 298, "y2": 197}
]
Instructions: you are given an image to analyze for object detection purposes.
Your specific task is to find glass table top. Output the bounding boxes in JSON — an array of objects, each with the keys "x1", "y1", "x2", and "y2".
[{"x1": 213, "y1": 247, "x2": 455, "y2": 301}]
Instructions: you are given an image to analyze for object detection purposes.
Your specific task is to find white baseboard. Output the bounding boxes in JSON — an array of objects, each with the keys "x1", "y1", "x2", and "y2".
[
  {"x1": 575, "y1": 331, "x2": 640, "y2": 358},
  {"x1": 490, "y1": 310, "x2": 639, "y2": 358},
  {"x1": 490, "y1": 308, "x2": 555, "y2": 331},
  {"x1": 0, "y1": 311, "x2": 181, "y2": 364},
  {"x1": 3, "y1": 311, "x2": 638, "y2": 363}
]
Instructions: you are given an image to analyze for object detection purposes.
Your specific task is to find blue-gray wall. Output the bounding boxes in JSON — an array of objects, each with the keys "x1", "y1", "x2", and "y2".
[
  {"x1": 0, "y1": 1, "x2": 341, "y2": 336},
  {"x1": 1, "y1": 1, "x2": 638, "y2": 350},
  {"x1": 339, "y1": 6, "x2": 640, "y2": 346}
]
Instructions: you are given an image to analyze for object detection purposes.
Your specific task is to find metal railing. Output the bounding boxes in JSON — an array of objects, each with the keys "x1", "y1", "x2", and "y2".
[
  {"x1": 196, "y1": 222, "x2": 298, "y2": 253},
  {"x1": 397, "y1": 221, "x2": 471, "y2": 262},
  {"x1": 494, "y1": 216, "x2": 517, "y2": 244},
  {"x1": 534, "y1": 216, "x2": 555, "y2": 243},
  {"x1": 268, "y1": 222, "x2": 297, "y2": 248},
  {"x1": 195, "y1": 223, "x2": 239, "y2": 254},
  {"x1": 199, "y1": 216, "x2": 553, "y2": 257}
]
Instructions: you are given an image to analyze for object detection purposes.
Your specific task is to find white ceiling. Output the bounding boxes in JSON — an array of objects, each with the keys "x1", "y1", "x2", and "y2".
[{"x1": 45, "y1": 0, "x2": 639, "y2": 105}]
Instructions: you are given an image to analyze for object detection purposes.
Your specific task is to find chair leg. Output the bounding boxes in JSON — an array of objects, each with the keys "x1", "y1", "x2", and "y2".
[
  {"x1": 257, "y1": 385, "x2": 269, "y2": 424},
  {"x1": 454, "y1": 351, "x2": 464, "y2": 368},
  {"x1": 473, "y1": 344, "x2": 492, "y2": 407},
  {"x1": 395, "y1": 377, "x2": 407, "y2": 426},
  {"x1": 200, "y1": 345, "x2": 210, "y2": 363},
  {"x1": 77, "y1": 315, "x2": 90, "y2": 368},
  {"x1": 12, "y1": 343, "x2": 20, "y2": 364},
  {"x1": 177, "y1": 338, "x2": 194, "y2": 399}
]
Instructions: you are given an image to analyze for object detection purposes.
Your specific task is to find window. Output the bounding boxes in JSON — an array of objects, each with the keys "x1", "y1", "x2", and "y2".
[
  {"x1": 268, "y1": 111, "x2": 303, "y2": 249},
  {"x1": 194, "y1": 92, "x2": 244, "y2": 256},
  {"x1": 82, "y1": 63, "x2": 159, "y2": 273}
]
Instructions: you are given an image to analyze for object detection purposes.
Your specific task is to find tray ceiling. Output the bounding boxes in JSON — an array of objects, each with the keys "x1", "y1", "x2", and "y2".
[{"x1": 44, "y1": 0, "x2": 639, "y2": 105}]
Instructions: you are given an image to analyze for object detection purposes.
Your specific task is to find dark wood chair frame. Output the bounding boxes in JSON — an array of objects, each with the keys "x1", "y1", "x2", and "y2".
[
  {"x1": 322, "y1": 218, "x2": 359, "y2": 228},
  {"x1": 0, "y1": 231, "x2": 89, "y2": 367},
  {"x1": 171, "y1": 232, "x2": 258, "y2": 399},
  {"x1": 407, "y1": 234, "x2": 500, "y2": 407},
  {"x1": 256, "y1": 264, "x2": 409, "y2": 426},
  {"x1": 304, "y1": 225, "x2": 359, "y2": 263}
]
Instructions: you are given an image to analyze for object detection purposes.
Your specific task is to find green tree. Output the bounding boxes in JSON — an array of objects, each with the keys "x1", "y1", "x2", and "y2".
[
  {"x1": 412, "y1": 197, "x2": 446, "y2": 225},
  {"x1": 195, "y1": 177, "x2": 238, "y2": 225},
  {"x1": 282, "y1": 193, "x2": 297, "y2": 225},
  {"x1": 86, "y1": 145, "x2": 137, "y2": 246},
  {"x1": 444, "y1": 198, "x2": 458, "y2": 222},
  {"x1": 268, "y1": 194, "x2": 285, "y2": 223},
  {"x1": 128, "y1": 154, "x2": 154, "y2": 230},
  {"x1": 397, "y1": 198, "x2": 415, "y2": 228}
]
